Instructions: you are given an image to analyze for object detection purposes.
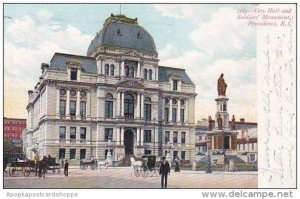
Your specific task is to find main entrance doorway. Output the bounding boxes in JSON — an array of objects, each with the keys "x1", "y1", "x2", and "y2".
[{"x1": 124, "y1": 129, "x2": 134, "y2": 156}]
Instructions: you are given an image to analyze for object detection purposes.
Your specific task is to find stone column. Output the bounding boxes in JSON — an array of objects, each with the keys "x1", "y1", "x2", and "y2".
[
  {"x1": 141, "y1": 128, "x2": 144, "y2": 146},
  {"x1": 177, "y1": 99, "x2": 180, "y2": 123},
  {"x1": 76, "y1": 90, "x2": 80, "y2": 119},
  {"x1": 56, "y1": 88, "x2": 60, "y2": 117},
  {"x1": 178, "y1": 80, "x2": 181, "y2": 92},
  {"x1": 66, "y1": 89, "x2": 70, "y2": 118},
  {"x1": 141, "y1": 94, "x2": 144, "y2": 118},
  {"x1": 116, "y1": 127, "x2": 120, "y2": 145},
  {"x1": 87, "y1": 91, "x2": 91, "y2": 118},
  {"x1": 169, "y1": 98, "x2": 173, "y2": 122},
  {"x1": 121, "y1": 127, "x2": 124, "y2": 145},
  {"x1": 66, "y1": 127, "x2": 70, "y2": 144},
  {"x1": 117, "y1": 92, "x2": 120, "y2": 117},
  {"x1": 121, "y1": 61, "x2": 125, "y2": 76},
  {"x1": 77, "y1": 67, "x2": 81, "y2": 81},
  {"x1": 137, "y1": 62, "x2": 141, "y2": 78},
  {"x1": 185, "y1": 99, "x2": 189, "y2": 124},
  {"x1": 137, "y1": 128, "x2": 140, "y2": 146},
  {"x1": 137, "y1": 93, "x2": 140, "y2": 118},
  {"x1": 121, "y1": 92, "x2": 124, "y2": 117}
]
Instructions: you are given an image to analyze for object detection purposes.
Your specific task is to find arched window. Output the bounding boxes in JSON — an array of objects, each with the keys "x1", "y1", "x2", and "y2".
[
  {"x1": 149, "y1": 69, "x2": 152, "y2": 80},
  {"x1": 105, "y1": 64, "x2": 109, "y2": 75},
  {"x1": 105, "y1": 93, "x2": 113, "y2": 118},
  {"x1": 124, "y1": 93, "x2": 134, "y2": 119},
  {"x1": 144, "y1": 69, "x2": 148, "y2": 80},
  {"x1": 110, "y1": 64, "x2": 114, "y2": 76},
  {"x1": 125, "y1": 66, "x2": 130, "y2": 77},
  {"x1": 144, "y1": 97, "x2": 152, "y2": 120},
  {"x1": 180, "y1": 99, "x2": 185, "y2": 106}
]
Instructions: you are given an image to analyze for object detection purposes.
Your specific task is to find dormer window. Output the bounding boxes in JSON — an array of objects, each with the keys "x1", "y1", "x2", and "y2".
[
  {"x1": 117, "y1": 29, "x2": 122, "y2": 36},
  {"x1": 137, "y1": 32, "x2": 142, "y2": 39},
  {"x1": 70, "y1": 68, "x2": 77, "y2": 81},
  {"x1": 173, "y1": 80, "x2": 178, "y2": 91}
]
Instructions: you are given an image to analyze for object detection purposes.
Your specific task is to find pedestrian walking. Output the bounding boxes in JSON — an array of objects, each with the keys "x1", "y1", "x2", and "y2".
[
  {"x1": 64, "y1": 160, "x2": 69, "y2": 177},
  {"x1": 174, "y1": 158, "x2": 180, "y2": 172},
  {"x1": 159, "y1": 157, "x2": 170, "y2": 189}
]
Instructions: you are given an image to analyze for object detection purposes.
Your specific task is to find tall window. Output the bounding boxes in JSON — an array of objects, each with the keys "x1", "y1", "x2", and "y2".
[
  {"x1": 144, "y1": 130, "x2": 152, "y2": 143},
  {"x1": 125, "y1": 66, "x2": 130, "y2": 77},
  {"x1": 129, "y1": 67, "x2": 135, "y2": 77},
  {"x1": 181, "y1": 151, "x2": 186, "y2": 160},
  {"x1": 173, "y1": 131, "x2": 178, "y2": 144},
  {"x1": 144, "y1": 69, "x2": 148, "y2": 79},
  {"x1": 105, "y1": 128, "x2": 113, "y2": 141},
  {"x1": 144, "y1": 150, "x2": 151, "y2": 155},
  {"x1": 80, "y1": 101, "x2": 86, "y2": 117},
  {"x1": 59, "y1": 148, "x2": 65, "y2": 159},
  {"x1": 172, "y1": 108, "x2": 177, "y2": 122},
  {"x1": 144, "y1": 97, "x2": 152, "y2": 120},
  {"x1": 70, "y1": 127, "x2": 76, "y2": 142},
  {"x1": 70, "y1": 68, "x2": 77, "y2": 81},
  {"x1": 80, "y1": 127, "x2": 86, "y2": 142},
  {"x1": 164, "y1": 108, "x2": 169, "y2": 122},
  {"x1": 181, "y1": 132, "x2": 186, "y2": 144},
  {"x1": 59, "y1": 126, "x2": 66, "y2": 142},
  {"x1": 70, "y1": 149, "x2": 76, "y2": 159},
  {"x1": 173, "y1": 151, "x2": 178, "y2": 159},
  {"x1": 59, "y1": 100, "x2": 66, "y2": 116},
  {"x1": 105, "y1": 64, "x2": 109, "y2": 75},
  {"x1": 80, "y1": 149, "x2": 86, "y2": 160},
  {"x1": 149, "y1": 69, "x2": 152, "y2": 80},
  {"x1": 70, "y1": 101, "x2": 76, "y2": 116},
  {"x1": 173, "y1": 80, "x2": 178, "y2": 91},
  {"x1": 165, "y1": 131, "x2": 170, "y2": 144},
  {"x1": 105, "y1": 94, "x2": 113, "y2": 118},
  {"x1": 110, "y1": 64, "x2": 115, "y2": 76},
  {"x1": 124, "y1": 94, "x2": 134, "y2": 119},
  {"x1": 180, "y1": 109, "x2": 185, "y2": 123}
]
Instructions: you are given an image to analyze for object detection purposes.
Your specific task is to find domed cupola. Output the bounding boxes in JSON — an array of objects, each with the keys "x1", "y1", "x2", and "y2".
[{"x1": 87, "y1": 14, "x2": 157, "y2": 57}]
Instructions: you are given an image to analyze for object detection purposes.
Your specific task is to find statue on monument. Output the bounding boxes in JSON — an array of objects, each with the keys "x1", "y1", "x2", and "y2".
[
  {"x1": 208, "y1": 116, "x2": 213, "y2": 131},
  {"x1": 217, "y1": 73, "x2": 227, "y2": 96},
  {"x1": 217, "y1": 114, "x2": 223, "y2": 130},
  {"x1": 231, "y1": 115, "x2": 236, "y2": 130}
]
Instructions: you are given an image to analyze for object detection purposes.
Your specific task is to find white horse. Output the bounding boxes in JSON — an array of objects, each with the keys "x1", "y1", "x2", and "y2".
[
  {"x1": 130, "y1": 157, "x2": 142, "y2": 176},
  {"x1": 98, "y1": 159, "x2": 109, "y2": 170}
]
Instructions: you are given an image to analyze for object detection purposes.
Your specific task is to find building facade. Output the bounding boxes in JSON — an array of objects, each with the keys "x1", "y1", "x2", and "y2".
[
  {"x1": 4, "y1": 117, "x2": 26, "y2": 141},
  {"x1": 23, "y1": 14, "x2": 196, "y2": 164}
]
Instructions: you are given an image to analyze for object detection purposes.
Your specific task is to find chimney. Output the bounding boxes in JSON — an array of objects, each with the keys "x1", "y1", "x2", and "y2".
[
  {"x1": 28, "y1": 90, "x2": 33, "y2": 97},
  {"x1": 41, "y1": 63, "x2": 49, "y2": 74}
]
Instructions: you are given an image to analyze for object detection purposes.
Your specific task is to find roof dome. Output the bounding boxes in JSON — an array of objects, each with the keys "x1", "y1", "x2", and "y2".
[{"x1": 87, "y1": 14, "x2": 157, "y2": 56}]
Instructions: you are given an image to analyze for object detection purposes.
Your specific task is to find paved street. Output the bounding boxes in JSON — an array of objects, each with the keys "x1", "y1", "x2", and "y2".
[{"x1": 4, "y1": 167, "x2": 257, "y2": 189}]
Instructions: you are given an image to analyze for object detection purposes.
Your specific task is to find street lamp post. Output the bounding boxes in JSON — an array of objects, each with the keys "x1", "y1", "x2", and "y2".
[
  {"x1": 206, "y1": 139, "x2": 212, "y2": 173},
  {"x1": 246, "y1": 135, "x2": 250, "y2": 164}
]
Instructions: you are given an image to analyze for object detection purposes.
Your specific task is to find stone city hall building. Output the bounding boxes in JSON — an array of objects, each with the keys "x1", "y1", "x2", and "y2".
[{"x1": 23, "y1": 14, "x2": 196, "y2": 164}]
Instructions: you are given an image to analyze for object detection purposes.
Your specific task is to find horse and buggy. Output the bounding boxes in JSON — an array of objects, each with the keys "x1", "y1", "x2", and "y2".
[
  {"x1": 80, "y1": 158, "x2": 112, "y2": 170},
  {"x1": 6, "y1": 156, "x2": 61, "y2": 177},
  {"x1": 131, "y1": 155, "x2": 160, "y2": 177}
]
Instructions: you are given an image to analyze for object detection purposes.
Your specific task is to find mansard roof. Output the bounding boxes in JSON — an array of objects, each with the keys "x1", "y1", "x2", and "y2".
[
  {"x1": 48, "y1": 53, "x2": 194, "y2": 85},
  {"x1": 49, "y1": 53, "x2": 97, "y2": 74},
  {"x1": 158, "y1": 66, "x2": 195, "y2": 85}
]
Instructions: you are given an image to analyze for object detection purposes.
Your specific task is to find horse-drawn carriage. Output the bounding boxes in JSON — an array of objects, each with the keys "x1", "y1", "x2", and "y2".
[
  {"x1": 7, "y1": 156, "x2": 61, "y2": 177},
  {"x1": 131, "y1": 155, "x2": 160, "y2": 177},
  {"x1": 80, "y1": 159, "x2": 98, "y2": 170}
]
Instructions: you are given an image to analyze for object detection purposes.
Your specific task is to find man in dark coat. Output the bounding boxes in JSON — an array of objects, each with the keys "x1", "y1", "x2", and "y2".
[
  {"x1": 64, "y1": 160, "x2": 69, "y2": 177},
  {"x1": 159, "y1": 157, "x2": 170, "y2": 189}
]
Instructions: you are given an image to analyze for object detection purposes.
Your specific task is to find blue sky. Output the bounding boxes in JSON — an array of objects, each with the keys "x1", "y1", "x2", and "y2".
[{"x1": 4, "y1": 4, "x2": 257, "y2": 122}]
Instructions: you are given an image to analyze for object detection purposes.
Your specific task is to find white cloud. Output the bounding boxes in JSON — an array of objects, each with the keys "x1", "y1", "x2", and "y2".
[
  {"x1": 152, "y1": 5, "x2": 200, "y2": 20},
  {"x1": 190, "y1": 7, "x2": 255, "y2": 55},
  {"x1": 4, "y1": 12, "x2": 93, "y2": 118}
]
